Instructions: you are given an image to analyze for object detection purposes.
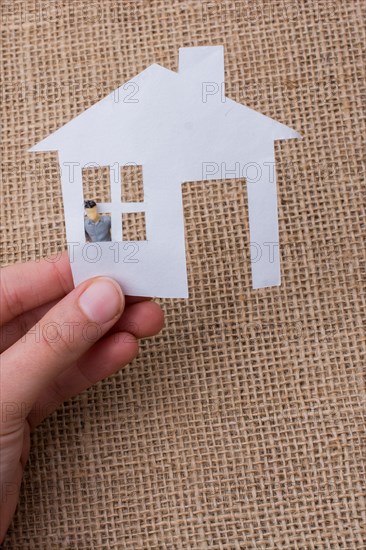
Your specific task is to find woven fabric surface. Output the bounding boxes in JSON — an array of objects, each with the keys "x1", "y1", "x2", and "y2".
[{"x1": 1, "y1": 0, "x2": 365, "y2": 548}]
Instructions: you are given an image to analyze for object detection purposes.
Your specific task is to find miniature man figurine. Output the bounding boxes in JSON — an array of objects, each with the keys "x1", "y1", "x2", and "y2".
[{"x1": 84, "y1": 200, "x2": 111, "y2": 242}]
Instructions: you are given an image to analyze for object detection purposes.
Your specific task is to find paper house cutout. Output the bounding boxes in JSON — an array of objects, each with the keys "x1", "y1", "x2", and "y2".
[{"x1": 30, "y1": 46, "x2": 301, "y2": 298}]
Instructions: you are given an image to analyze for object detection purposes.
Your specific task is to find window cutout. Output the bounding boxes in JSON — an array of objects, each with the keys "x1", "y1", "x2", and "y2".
[
  {"x1": 121, "y1": 164, "x2": 144, "y2": 202},
  {"x1": 82, "y1": 165, "x2": 111, "y2": 203},
  {"x1": 84, "y1": 212, "x2": 111, "y2": 243},
  {"x1": 122, "y1": 212, "x2": 146, "y2": 241}
]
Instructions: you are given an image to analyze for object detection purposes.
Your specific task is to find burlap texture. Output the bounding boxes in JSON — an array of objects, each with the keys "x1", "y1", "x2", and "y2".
[{"x1": 1, "y1": 0, "x2": 365, "y2": 548}]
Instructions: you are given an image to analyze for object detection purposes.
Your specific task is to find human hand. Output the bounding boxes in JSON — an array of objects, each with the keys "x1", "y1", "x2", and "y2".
[{"x1": 0, "y1": 253, "x2": 164, "y2": 540}]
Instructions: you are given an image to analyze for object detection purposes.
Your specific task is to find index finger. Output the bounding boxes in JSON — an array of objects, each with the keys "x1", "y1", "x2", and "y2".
[{"x1": 0, "y1": 252, "x2": 73, "y2": 325}]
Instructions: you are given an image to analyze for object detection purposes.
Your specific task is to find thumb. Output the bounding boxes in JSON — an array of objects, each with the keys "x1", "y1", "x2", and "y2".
[{"x1": 1, "y1": 277, "x2": 125, "y2": 412}]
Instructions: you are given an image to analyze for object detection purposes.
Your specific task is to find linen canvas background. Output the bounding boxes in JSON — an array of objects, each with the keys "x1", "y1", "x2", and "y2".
[{"x1": 1, "y1": 1, "x2": 365, "y2": 548}]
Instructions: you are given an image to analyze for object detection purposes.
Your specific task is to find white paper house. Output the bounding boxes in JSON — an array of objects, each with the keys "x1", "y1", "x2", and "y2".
[{"x1": 30, "y1": 46, "x2": 301, "y2": 298}]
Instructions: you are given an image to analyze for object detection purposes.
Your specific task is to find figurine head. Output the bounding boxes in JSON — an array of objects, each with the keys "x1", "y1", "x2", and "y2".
[{"x1": 84, "y1": 200, "x2": 99, "y2": 222}]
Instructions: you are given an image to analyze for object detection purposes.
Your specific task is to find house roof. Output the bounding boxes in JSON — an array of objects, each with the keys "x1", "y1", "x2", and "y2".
[
  {"x1": 29, "y1": 46, "x2": 301, "y2": 155},
  {"x1": 29, "y1": 63, "x2": 178, "y2": 152}
]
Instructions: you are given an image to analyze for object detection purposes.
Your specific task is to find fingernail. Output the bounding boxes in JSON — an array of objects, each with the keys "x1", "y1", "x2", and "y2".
[{"x1": 79, "y1": 278, "x2": 123, "y2": 324}]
